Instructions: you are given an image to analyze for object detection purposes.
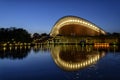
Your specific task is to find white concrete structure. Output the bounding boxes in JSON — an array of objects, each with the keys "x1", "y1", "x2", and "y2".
[{"x1": 50, "y1": 16, "x2": 106, "y2": 37}]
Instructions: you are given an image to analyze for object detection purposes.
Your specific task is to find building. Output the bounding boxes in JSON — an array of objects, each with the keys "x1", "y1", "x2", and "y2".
[
  {"x1": 47, "y1": 16, "x2": 118, "y2": 44},
  {"x1": 50, "y1": 16, "x2": 106, "y2": 37}
]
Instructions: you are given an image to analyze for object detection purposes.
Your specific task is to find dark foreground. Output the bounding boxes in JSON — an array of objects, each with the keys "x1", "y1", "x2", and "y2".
[{"x1": 0, "y1": 45, "x2": 120, "y2": 80}]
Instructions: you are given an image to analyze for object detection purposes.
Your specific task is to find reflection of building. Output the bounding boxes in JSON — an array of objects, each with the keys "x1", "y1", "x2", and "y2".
[
  {"x1": 51, "y1": 45, "x2": 105, "y2": 71},
  {"x1": 50, "y1": 16, "x2": 106, "y2": 37}
]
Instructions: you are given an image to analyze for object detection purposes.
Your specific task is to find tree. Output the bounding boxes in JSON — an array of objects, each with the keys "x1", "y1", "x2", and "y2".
[
  {"x1": 112, "y1": 32, "x2": 120, "y2": 37},
  {"x1": 41, "y1": 33, "x2": 48, "y2": 36},
  {"x1": 0, "y1": 27, "x2": 32, "y2": 43},
  {"x1": 32, "y1": 33, "x2": 41, "y2": 40}
]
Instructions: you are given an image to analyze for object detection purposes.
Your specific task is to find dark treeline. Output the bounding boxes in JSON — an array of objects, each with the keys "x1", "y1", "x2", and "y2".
[
  {"x1": 106, "y1": 32, "x2": 120, "y2": 37},
  {"x1": 0, "y1": 27, "x2": 49, "y2": 43},
  {"x1": 0, "y1": 27, "x2": 31, "y2": 43},
  {"x1": 32, "y1": 32, "x2": 50, "y2": 43}
]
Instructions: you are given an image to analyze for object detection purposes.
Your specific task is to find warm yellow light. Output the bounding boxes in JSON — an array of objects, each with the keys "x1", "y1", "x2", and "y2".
[
  {"x1": 9, "y1": 47, "x2": 12, "y2": 50},
  {"x1": 3, "y1": 43, "x2": 7, "y2": 46},
  {"x1": 9, "y1": 44, "x2": 12, "y2": 46},
  {"x1": 3, "y1": 47, "x2": 6, "y2": 51},
  {"x1": 15, "y1": 46, "x2": 17, "y2": 50}
]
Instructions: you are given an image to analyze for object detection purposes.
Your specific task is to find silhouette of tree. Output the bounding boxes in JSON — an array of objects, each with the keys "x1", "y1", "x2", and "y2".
[
  {"x1": 41, "y1": 33, "x2": 48, "y2": 36},
  {"x1": 112, "y1": 32, "x2": 120, "y2": 37},
  {"x1": 33, "y1": 33, "x2": 41, "y2": 39},
  {"x1": 0, "y1": 27, "x2": 32, "y2": 43},
  {"x1": 32, "y1": 32, "x2": 49, "y2": 43}
]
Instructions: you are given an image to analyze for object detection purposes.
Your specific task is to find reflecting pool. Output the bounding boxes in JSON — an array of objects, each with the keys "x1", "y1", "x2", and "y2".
[{"x1": 0, "y1": 45, "x2": 120, "y2": 80}]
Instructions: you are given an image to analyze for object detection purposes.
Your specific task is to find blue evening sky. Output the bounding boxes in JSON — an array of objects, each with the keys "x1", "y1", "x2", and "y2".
[{"x1": 0, "y1": 0, "x2": 120, "y2": 34}]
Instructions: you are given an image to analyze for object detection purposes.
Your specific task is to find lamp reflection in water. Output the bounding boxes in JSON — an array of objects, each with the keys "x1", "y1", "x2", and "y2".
[
  {"x1": 50, "y1": 45, "x2": 105, "y2": 71},
  {"x1": 0, "y1": 46, "x2": 31, "y2": 59}
]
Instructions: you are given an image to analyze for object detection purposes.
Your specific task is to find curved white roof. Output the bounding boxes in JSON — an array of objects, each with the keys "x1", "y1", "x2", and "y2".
[{"x1": 50, "y1": 16, "x2": 106, "y2": 37}]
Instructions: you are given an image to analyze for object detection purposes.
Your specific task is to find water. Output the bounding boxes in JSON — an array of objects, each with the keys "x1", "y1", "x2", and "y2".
[{"x1": 0, "y1": 45, "x2": 120, "y2": 80}]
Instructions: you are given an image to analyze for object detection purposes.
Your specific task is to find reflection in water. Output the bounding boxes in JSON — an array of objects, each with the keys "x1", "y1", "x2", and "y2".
[
  {"x1": 50, "y1": 45, "x2": 105, "y2": 71},
  {"x1": 0, "y1": 44, "x2": 119, "y2": 80},
  {"x1": 33, "y1": 45, "x2": 50, "y2": 53},
  {"x1": 0, "y1": 44, "x2": 119, "y2": 62},
  {"x1": 0, "y1": 46, "x2": 31, "y2": 59},
  {"x1": 94, "y1": 44, "x2": 120, "y2": 52},
  {"x1": 0, "y1": 45, "x2": 52, "y2": 60}
]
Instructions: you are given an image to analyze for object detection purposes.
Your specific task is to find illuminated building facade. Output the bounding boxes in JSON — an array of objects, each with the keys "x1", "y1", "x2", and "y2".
[{"x1": 50, "y1": 16, "x2": 106, "y2": 37}]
